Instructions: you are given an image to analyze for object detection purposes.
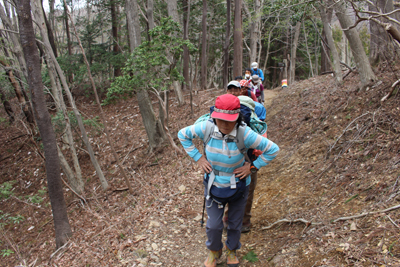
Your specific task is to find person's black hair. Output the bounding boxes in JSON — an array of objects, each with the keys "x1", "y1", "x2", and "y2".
[
  {"x1": 245, "y1": 68, "x2": 252, "y2": 72},
  {"x1": 235, "y1": 76, "x2": 243, "y2": 80}
]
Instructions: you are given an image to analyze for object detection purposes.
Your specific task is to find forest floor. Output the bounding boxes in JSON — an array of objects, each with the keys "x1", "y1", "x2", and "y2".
[{"x1": 1, "y1": 64, "x2": 400, "y2": 267}]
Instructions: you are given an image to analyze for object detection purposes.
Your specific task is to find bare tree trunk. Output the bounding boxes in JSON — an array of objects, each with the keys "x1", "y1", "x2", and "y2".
[
  {"x1": 233, "y1": 0, "x2": 243, "y2": 77},
  {"x1": 369, "y1": 0, "x2": 395, "y2": 65},
  {"x1": 41, "y1": 1, "x2": 57, "y2": 57},
  {"x1": 249, "y1": 0, "x2": 261, "y2": 63},
  {"x1": 65, "y1": 1, "x2": 133, "y2": 194},
  {"x1": 289, "y1": 21, "x2": 301, "y2": 85},
  {"x1": 146, "y1": 0, "x2": 155, "y2": 38},
  {"x1": 16, "y1": 0, "x2": 72, "y2": 248},
  {"x1": 31, "y1": 0, "x2": 84, "y2": 193},
  {"x1": 302, "y1": 21, "x2": 314, "y2": 77},
  {"x1": 126, "y1": 0, "x2": 166, "y2": 151},
  {"x1": 182, "y1": 0, "x2": 190, "y2": 91},
  {"x1": 166, "y1": 0, "x2": 185, "y2": 105},
  {"x1": 111, "y1": 0, "x2": 121, "y2": 77},
  {"x1": 334, "y1": 0, "x2": 376, "y2": 86},
  {"x1": 63, "y1": 0, "x2": 73, "y2": 83},
  {"x1": 200, "y1": 0, "x2": 207, "y2": 89},
  {"x1": 223, "y1": 0, "x2": 231, "y2": 89},
  {"x1": 319, "y1": 4, "x2": 342, "y2": 84}
]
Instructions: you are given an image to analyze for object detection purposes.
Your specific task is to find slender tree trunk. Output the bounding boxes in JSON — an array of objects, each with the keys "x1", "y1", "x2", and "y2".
[
  {"x1": 16, "y1": 0, "x2": 72, "y2": 248},
  {"x1": 63, "y1": 0, "x2": 73, "y2": 83},
  {"x1": 334, "y1": 0, "x2": 376, "y2": 86},
  {"x1": 249, "y1": 0, "x2": 261, "y2": 63},
  {"x1": 223, "y1": 0, "x2": 231, "y2": 89},
  {"x1": 65, "y1": 1, "x2": 133, "y2": 193},
  {"x1": 200, "y1": 0, "x2": 207, "y2": 89},
  {"x1": 146, "y1": 0, "x2": 155, "y2": 39},
  {"x1": 32, "y1": 0, "x2": 84, "y2": 193},
  {"x1": 302, "y1": 21, "x2": 314, "y2": 77},
  {"x1": 289, "y1": 21, "x2": 301, "y2": 85},
  {"x1": 319, "y1": 4, "x2": 342, "y2": 84},
  {"x1": 126, "y1": 0, "x2": 166, "y2": 150},
  {"x1": 369, "y1": 0, "x2": 395, "y2": 65},
  {"x1": 182, "y1": 0, "x2": 190, "y2": 91},
  {"x1": 233, "y1": 0, "x2": 242, "y2": 77},
  {"x1": 166, "y1": 0, "x2": 185, "y2": 105},
  {"x1": 41, "y1": 1, "x2": 57, "y2": 57},
  {"x1": 111, "y1": 0, "x2": 121, "y2": 77}
]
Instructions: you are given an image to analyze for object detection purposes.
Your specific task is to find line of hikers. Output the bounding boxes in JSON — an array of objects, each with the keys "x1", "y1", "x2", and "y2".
[{"x1": 178, "y1": 62, "x2": 279, "y2": 267}]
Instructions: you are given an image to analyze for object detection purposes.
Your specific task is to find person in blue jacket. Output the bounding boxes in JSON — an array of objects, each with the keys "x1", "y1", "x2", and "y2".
[
  {"x1": 178, "y1": 94, "x2": 279, "y2": 267},
  {"x1": 250, "y1": 62, "x2": 264, "y2": 82}
]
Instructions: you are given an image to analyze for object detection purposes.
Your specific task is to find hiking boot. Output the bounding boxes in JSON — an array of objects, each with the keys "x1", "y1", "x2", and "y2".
[
  {"x1": 241, "y1": 225, "x2": 251, "y2": 233},
  {"x1": 226, "y1": 248, "x2": 239, "y2": 267},
  {"x1": 204, "y1": 249, "x2": 222, "y2": 267}
]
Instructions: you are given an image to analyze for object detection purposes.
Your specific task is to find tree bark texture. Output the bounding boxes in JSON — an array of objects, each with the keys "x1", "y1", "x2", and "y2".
[
  {"x1": 147, "y1": 0, "x2": 155, "y2": 38},
  {"x1": 182, "y1": 0, "x2": 190, "y2": 92},
  {"x1": 223, "y1": 0, "x2": 231, "y2": 89},
  {"x1": 369, "y1": 0, "x2": 395, "y2": 65},
  {"x1": 334, "y1": 0, "x2": 376, "y2": 86},
  {"x1": 289, "y1": 21, "x2": 301, "y2": 85},
  {"x1": 15, "y1": 0, "x2": 72, "y2": 248},
  {"x1": 200, "y1": 0, "x2": 207, "y2": 89},
  {"x1": 167, "y1": 0, "x2": 185, "y2": 105},
  {"x1": 63, "y1": 0, "x2": 73, "y2": 82},
  {"x1": 319, "y1": 4, "x2": 342, "y2": 84},
  {"x1": 126, "y1": 0, "x2": 166, "y2": 150},
  {"x1": 320, "y1": 8, "x2": 333, "y2": 74},
  {"x1": 41, "y1": 2, "x2": 57, "y2": 58},
  {"x1": 233, "y1": 0, "x2": 243, "y2": 77},
  {"x1": 32, "y1": 0, "x2": 84, "y2": 193},
  {"x1": 249, "y1": 0, "x2": 261, "y2": 64},
  {"x1": 111, "y1": 0, "x2": 121, "y2": 77}
]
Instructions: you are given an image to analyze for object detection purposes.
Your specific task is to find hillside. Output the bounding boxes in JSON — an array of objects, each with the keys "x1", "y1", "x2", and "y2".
[{"x1": 0, "y1": 65, "x2": 399, "y2": 266}]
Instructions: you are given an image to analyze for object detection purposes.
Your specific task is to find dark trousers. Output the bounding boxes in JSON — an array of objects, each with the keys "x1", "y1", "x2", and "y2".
[
  {"x1": 205, "y1": 186, "x2": 249, "y2": 251},
  {"x1": 243, "y1": 172, "x2": 258, "y2": 226}
]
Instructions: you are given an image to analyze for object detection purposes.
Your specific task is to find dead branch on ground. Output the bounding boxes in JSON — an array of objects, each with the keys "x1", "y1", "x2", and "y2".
[{"x1": 381, "y1": 78, "x2": 400, "y2": 102}]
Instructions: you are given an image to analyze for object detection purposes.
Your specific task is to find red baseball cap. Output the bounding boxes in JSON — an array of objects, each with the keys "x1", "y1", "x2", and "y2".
[{"x1": 211, "y1": 94, "x2": 241, "y2": 122}]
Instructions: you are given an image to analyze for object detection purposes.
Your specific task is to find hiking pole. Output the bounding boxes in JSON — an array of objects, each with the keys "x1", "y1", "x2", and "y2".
[{"x1": 200, "y1": 196, "x2": 206, "y2": 227}]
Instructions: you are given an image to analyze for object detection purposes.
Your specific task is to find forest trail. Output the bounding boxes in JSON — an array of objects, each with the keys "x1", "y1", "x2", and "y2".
[{"x1": 1, "y1": 69, "x2": 399, "y2": 267}]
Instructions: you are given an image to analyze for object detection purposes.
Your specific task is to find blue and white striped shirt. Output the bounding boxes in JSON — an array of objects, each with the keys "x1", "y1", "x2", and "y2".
[{"x1": 178, "y1": 121, "x2": 279, "y2": 186}]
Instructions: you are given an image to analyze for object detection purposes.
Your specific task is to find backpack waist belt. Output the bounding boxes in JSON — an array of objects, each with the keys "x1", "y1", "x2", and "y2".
[{"x1": 206, "y1": 170, "x2": 237, "y2": 200}]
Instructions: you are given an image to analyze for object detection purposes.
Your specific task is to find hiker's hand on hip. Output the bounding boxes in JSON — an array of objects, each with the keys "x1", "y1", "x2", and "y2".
[
  {"x1": 233, "y1": 162, "x2": 251, "y2": 179},
  {"x1": 197, "y1": 156, "x2": 212, "y2": 174}
]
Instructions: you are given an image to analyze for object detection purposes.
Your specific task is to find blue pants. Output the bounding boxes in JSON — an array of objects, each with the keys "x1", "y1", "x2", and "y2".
[{"x1": 205, "y1": 186, "x2": 249, "y2": 251}]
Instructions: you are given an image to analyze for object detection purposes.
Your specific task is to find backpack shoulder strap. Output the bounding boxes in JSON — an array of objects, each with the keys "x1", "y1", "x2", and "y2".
[
  {"x1": 203, "y1": 120, "x2": 215, "y2": 155},
  {"x1": 236, "y1": 125, "x2": 251, "y2": 162}
]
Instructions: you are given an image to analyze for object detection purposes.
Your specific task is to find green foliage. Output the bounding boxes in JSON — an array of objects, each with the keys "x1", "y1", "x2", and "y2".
[
  {"x1": 0, "y1": 181, "x2": 16, "y2": 199},
  {"x1": 1, "y1": 249, "x2": 14, "y2": 257},
  {"x1": 105, "y1": 17, "x2": 196, "y2": 104},
  {"x1": 243, "y1": 250, "x2": 259, "y2": 262},
  {"x1": 26, "y1": 195, "x2": 44, "y2": 204},
  {"x1": 8, "y1": 215, "x2": 24, "y2": 224}
]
